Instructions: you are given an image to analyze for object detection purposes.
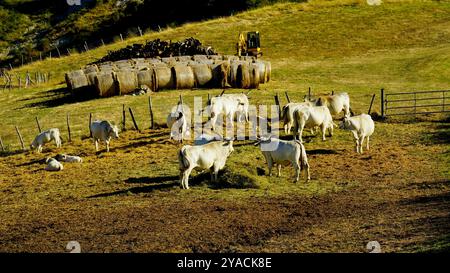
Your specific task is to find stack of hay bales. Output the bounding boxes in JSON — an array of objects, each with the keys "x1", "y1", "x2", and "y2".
[{"x1": 65, "y1": 55, "x2": 271, "y2": 97}]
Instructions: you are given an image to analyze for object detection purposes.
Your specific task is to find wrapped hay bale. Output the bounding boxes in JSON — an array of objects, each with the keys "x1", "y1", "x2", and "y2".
[
  {"x1": 240, "y1": 55, "x2": 256, "y2": 62},
  {"x1": 148, "y1": 58, "x2": 162, "y2": 64},
  {"x1": 94, "y1": 72, "x2": 117, "y2": 97},
  {"x1": 210, "y1": 61, "x2": 230, "y2": 88},
  {"x1": 154, "y1": 66, "x2": 175, "y2": 90},
  {"x1": 116, "y1": 62, "x2": 132, "y2": 70},
  {"x1": 83, "y1": 64, "x2": 99, "y2": 74},
  {"x1": 208, "y1": 55, "x2": 223, "y2": 61},
  {"x1": 229, "y1": 61, "x2": 248, "y2": 88},
  {"x1": 172, "y1": 65, "x2": 195, "y2": 89},
  {"x1": 189, "y1": 63, "x2": 213, "y2": 87},
  {"x1": 65, "y1": 70, "x2": 89, "y2": 90},
  {"x1": 99, "y1": 64, "x2": 116, "y2": 72},
  {"x1": 114, "y1": 70, "x2": 138, "y2": 95},
  {"x1": 161, "y1": 57, "x2": 177, "y2": 66},
  {"x1": 194, "y1": 59, "x2": 214, "y2": 65},
  {"x1": 137, "y1": 69, "x2": 157, "y2": 92}
]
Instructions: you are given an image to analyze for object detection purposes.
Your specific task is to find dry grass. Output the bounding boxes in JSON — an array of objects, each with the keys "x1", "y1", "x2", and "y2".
[{"x1": 0, "y1": 0, "x2": 449, "y2": 252}]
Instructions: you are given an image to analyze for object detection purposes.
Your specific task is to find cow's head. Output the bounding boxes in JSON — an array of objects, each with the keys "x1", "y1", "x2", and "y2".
[
  {"x1": 223, "y1": 138, "x2": 234, "y2": 154},
  {"x1": 109, "y1": 125, "x2": 120, "y2": 139},
  {"x1": 339, "y1": 115, "x2": 352, "y2": 130}
]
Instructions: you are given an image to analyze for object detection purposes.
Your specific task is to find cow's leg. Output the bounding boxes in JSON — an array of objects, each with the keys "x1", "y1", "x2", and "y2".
[
  {"x1": 182, "y1": 167, "x2": 193, "y2": 189},
  {"x1": 94, "y1": 139, "x2": 99, "y2": 152},
  {"x1": 321, "y1": 124, "x2": 327, "y2": 141},
  {"x1": 328, "y1": 123, "x2": 334, "y2": 137},
  {"x1": 38, "y1": 145, "x2": 42, "y2": 153},
  {"x1": 359, "y1": 135, "x2": 365, "y2": 154},
  {"x1": 366, "y1": 136, "x2": 370, "y2": 151},
  {"x1": 293, "y1": 160, "x2": 300, "y2": 183},
  {"x1": 351, "y1": 131, "x2": 358, "y2": 153},
  {"x1": 284, "y1": 124, "x2": 288, "y2": 135},
  {"x1": 277, "y1": 164, "x2": 282, "y2": 177},
  {"x1": 106, "y1": 140, "x2": 110, "y2": 152}
]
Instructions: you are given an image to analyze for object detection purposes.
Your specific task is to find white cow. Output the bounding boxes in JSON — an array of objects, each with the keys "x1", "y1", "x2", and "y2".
[
  {"x1": 204, "y1": 93, "x2": 249, "y2": 132},
  {"x1": 178, "y1": 140, "x2": 234, "y2": 189},
  {"x1": 255, "y1": 136, "x2": 310, "y2": 182},
  {"x1": 90, "y1": 120, "x2": 119, "y2": 152},
  {"x1": 193, "y1": 133, "x2": 223, "y2": 145},
  {"x1": 339, "y1": 114, "x2": 375, "y2": 154},
  {"x1": 55, "y1": 154, "x2": 83, "y2": 163},
  {"x1": 293, "y1": 105, "x2": 335, "y2": 142},
  {"x1": 167, "y1": 107, "x2": 191, "y2": 143},
  {"x1": 45, "y1": 158, "x2": 64, "y2": 171},
  {"x1": 305, "y1": 92, "x2": 351, "y2": 117},
  {"x1": 31, "y1": 128, "x2": 62, "y2": 153},
  {"x1": 280, "y1": 102, "x2": 313, "y2": 134}
]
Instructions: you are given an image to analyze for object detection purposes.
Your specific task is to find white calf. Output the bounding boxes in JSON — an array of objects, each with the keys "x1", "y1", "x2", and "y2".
[
  {"x1": 339, "y1": 114, "x2": 375, "y2": 154},
  {"x1": 45, "y1": 158, "x2": 64, "y2": 171},
  {"x1": 90, "y1": 120, "x2": 119, "y2": 152},
  {"x1": 55, "y1": 154, "x2": 83, "y2": 163},
  {"x1": 31, "y1": 128, "x2": 62, "y2": 153},
  {"x1": 255, "y1": 137, "x2": 310, "y2": 182},
  {"x1": 280, "y1": 102, "x2": 312, "y2": 134},
  {"x1": 167, "y1": 106, "x2": 191, "y2": 143},
  {"x1": 306, "y1": 92, "x2": 351, "y2": 116}
]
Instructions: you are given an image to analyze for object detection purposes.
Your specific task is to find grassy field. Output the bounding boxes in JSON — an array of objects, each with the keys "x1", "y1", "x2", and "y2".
[{"x1": 0, "y1": 0, "x2": 449, "y2": 252}]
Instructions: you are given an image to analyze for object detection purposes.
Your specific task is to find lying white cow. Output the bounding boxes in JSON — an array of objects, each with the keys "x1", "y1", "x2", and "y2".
[
  {"x1": 166, "y1": 105, "x2": 191, "y2": 143},
  {"x1": 193, "y1": 133, "x2": 223, "y2": 146},
  {"x1": 281, "y1": 102, "x2": 313, "y2": 134},
  {"x1": 45, "y1": 157, "x2": 63, "y2": 171},
  {"x1": 30, "y1": 128, "x2": 62, "y2": 153},
  {"x1": 293, "y1": 106, "x2": 335, "y2": 142},
  {"x1": 339, "y1": 114, "x2": 375, "y2": 154},
  {"x1": 178, "y1": 140, "x2": 234, "y2": 189},
  {"x1": 255, "y1": 136, "x2": 310, "y2": 182},
  {"x1": 90, "y1": 120, "x2": 119, "y2": 152},
  {"x1": 305, "y1": 92, "x2": 351, "y2": 117},
  {"x1": 204, "y1": 93, "x2": 249, "y2": 131},
  {"x1": 55, "y1": 154, "x2": 83, "y2": 163}
]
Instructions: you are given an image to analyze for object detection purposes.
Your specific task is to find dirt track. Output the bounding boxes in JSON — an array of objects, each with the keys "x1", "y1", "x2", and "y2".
[{"x1": 0, "y1": 119, "x2": 448, "y2": 253}]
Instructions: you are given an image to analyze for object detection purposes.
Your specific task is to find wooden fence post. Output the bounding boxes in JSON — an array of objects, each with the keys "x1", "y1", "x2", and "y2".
[
  {"x1": 285, "y1": 91, "x2": 291, "y2": 103},
  {"x1": 308, "y1": 87, "x2": 311, "y2": 100},
  {"x1": 0, "y1": 136, "x2": 4, "y2": 152},
  {"x1": 129, "y1": 107, "x2": 140, "y2": 132},
  {"x1": 35, "y1": 117, "x2": 42, "y2": 133},
  {"x1": 122, "y1": 104, "x2": 126, "y2": 131},
  {"x1": 15, "y1": 126, "x2": 25, "y2": 151},
  {"x1": 89, "y1": 113, "x2": 93, "y2": 137},
  {"x1": 67, "y1": 113, "x2": 72, "y2": 142},
  {"x1": 148, "y1": 96, "x2": 154, "y2": 129},
  {"x1": 274, "y1": 93, "x2": 281, "y2": 118},
  {"x1": 368, "y1": 94, "x2": 376, "y2": 115},
  {"x1": 380, "y1": 88, "x2": 385, "y2": 118}
]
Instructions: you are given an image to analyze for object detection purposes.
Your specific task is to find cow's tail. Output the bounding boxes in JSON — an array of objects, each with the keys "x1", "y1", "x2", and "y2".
[{"x1": 178, "y1": 147, "x2": 190, "y2": 171}]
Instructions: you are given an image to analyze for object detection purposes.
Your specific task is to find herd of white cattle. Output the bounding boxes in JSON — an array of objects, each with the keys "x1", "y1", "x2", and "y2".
[{"x1": 29, "y1": 91, "x2": 375, "y2": 189}]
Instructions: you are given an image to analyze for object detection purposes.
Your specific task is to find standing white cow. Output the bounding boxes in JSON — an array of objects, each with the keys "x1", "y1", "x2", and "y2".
[
  {"x1": 255, "y1": 136, "x2": 310, "y2": 182},
  {"x1": 31, "y1": 128, "x2": 62, "y2": 153},
  {"x1": 339, "y1": 114, "x2": 375, "y2": 154},
  {"x1": 204, "y1": 93, "x2": 249, "y2": 132},
  {"x1": 178, "y1": 140, "x2": 234, "y2": 189},
  {"x1": 305, "y1": 92, "x2": 351, "y2": 117},
  {"x1": 280, "y1": 102, "x2": 313, "y2": 134},
  {"x1": 90, "y1": 120, "x2": 119, "y2": 152},
  {"x1": 293, "y1": 106, "x2": 335, "y2": 142},
  {"x1": 167, "y1": 105, "x2": 191, "y2": 143}
]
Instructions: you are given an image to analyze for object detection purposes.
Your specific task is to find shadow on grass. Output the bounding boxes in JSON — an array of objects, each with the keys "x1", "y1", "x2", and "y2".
[{"x1": 19, "y1": 87, "x2": 96, "y2": 109}]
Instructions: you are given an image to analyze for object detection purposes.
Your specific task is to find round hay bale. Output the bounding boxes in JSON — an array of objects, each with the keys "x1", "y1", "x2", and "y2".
[
  {"x1": 172, "y1": 65, "x2": 195, "y2": 89},
  {"x1": 65, "y1": 70, "x2": 89, "y2": 90},
  {"x1": 240, "y1": 55, "x2": 256, "y2": 62},
  {"x1": 86, "y1": 72, "x2": 98, "y2": 86},
  {"x1": 99, "y1": 64, "x2": 116, "y2": 72},
  {"x1": 252, "y1": 61, "x2": 267, "y2": 84},
  {"x1": 208, "y1": 55, "x2": 222, "y2": 61},
  {"x1": 148, "y1": 58, "x2": 162, "y2": 64},
  {"x1": 83, "y1": 64, "x2": 99, "y2": 74},
  {"x1": 223, "y1": 55, "x2": 240, "y2": 62},
  {"x1": 94, "y1": 72, "x2": 117, "y2": 97},
  {"x1": 236, "y1": 63, "x2": 251, "y2": 89},
  {"x1": 210, "y1": 61, "x2": 230, "y2": 88},
  {"x1": 161, "y1": 57, "x2": 177, "y2": 65},
  {"x1": 249, "y1": 64, "x2": 260, "y2": 89},
  {"x1": 137, "y1": 69, "x2": 157, "y2": 92},
  {"x1": 263, "y1": 61, "x2": 271, "y2": 82},
  {"x1": 194, "y1": 59, "x2": 214, "y2": 65},
  {"x1": 154, "y1": 66, "x2": 175, "y2": 90},
  {"x1": 176, "y1": 56, "x2": 193, "y2": 62},
  {"x1": 189, "y1": 63, "x2": 213, "y2": 87},
  {"x1": 116, "y1": 62, "x2": 132, "y2": 70},
  {"x1": 114, "y1": 70, "x2": 138, "y2": 95},
  {"x1": 193, "y1": 55, "x2": 208, "y2": 62}
]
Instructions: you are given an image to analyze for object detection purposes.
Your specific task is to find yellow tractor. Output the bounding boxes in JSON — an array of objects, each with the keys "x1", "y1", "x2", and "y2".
[{"x1": 236, "y1": 31, "x2": 262, "y2": 58}]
